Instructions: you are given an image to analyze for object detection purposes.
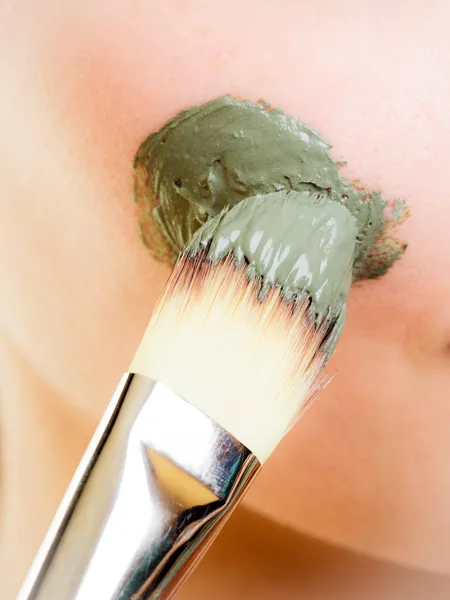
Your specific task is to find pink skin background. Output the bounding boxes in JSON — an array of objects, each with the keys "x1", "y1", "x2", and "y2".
[{"x1": 1, "y1": 1, "x2": 450, "y2": 597}]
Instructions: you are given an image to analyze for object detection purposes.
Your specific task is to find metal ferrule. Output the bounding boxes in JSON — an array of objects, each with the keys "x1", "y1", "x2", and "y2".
[{"x1": 19, "y1": 373, "x2": 261, "y2": 600}]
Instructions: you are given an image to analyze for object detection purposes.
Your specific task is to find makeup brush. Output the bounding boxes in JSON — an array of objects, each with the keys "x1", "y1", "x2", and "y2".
[{"x1": 19, "y1": 191, "x2": 357, "y2": 600}]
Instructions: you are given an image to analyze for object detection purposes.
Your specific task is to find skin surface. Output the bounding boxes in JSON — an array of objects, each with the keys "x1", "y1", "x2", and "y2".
[
  {"x1": 177, "y1": 508, "x2": 450, "y2": 600},
  {"x1": 1, "y1": 1, "x2": 450, "y2": 598}
]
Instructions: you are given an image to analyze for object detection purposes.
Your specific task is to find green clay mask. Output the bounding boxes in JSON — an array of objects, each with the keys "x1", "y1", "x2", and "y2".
[
  {"x1": 133, "y1": 95, "x2": 408, "y2": 351},
  {"x1": 134, "y1": 95, "x2": 407, "y2": 281}
]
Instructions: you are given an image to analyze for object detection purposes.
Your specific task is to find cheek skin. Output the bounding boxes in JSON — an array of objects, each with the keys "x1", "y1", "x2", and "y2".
[
  {"x1": 249, "y1": 307, "x2": 450, "y2": 571},
  {"x1": 0, "y1": 50, "x2": 171, "y2": 416},
  {"x1": 2, "y1": 0, "x2": 450, "y2": 573}
]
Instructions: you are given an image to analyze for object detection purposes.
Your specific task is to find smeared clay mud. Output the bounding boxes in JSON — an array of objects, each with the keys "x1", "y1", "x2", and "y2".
[{"x1": 133, "y1": 96, "x2": 408, "y2": 351}]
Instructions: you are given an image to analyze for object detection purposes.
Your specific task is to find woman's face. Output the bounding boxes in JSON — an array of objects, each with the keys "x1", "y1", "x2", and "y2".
[{"x1": 2, "y1": 0, "x2": 450, "y2": 573}]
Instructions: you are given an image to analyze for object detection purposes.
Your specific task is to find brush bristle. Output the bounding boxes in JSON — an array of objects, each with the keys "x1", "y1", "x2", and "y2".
[{"x1": 131, "y1": 251, "x2": 334, "y2": 462}]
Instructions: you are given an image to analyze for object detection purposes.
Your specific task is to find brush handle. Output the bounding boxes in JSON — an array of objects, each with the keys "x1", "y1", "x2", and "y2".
[{"x1": 18, "y1": 374, "x2": 260, "y2": 600}]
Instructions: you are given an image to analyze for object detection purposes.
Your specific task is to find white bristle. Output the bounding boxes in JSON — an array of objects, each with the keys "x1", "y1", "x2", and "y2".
[{"x1": 131, "y1": 253, "x2": 333, "y2": 462}]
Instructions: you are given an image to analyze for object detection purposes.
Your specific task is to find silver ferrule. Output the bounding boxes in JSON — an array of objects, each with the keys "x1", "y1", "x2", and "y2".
[{"x1": 19, "y1": 373, "x2": 261, "y2": 600}]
